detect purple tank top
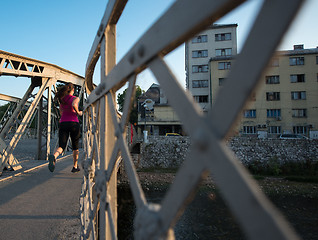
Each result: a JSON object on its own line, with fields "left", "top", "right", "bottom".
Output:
{"left": 60, "top": 95, "right": 79, "bottom": 123}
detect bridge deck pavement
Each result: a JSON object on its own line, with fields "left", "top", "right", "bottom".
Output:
{"left": 0, "top": 154, "right": 83, "bottom": 239}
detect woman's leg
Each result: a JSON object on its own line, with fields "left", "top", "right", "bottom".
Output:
{"left": 70, "top": 122, "right": 81, "bottom": 171}
{"left": 49, "top": 147, "right": 63, "bottom": 173}
{"left": 54, "top": 147, "right": 64, "bottom": 159}
{"left": 73, "top": 149, "right": 79, "bottom": 168}
{"left": 49, "top": 123, "right": 68, "bottom": 172}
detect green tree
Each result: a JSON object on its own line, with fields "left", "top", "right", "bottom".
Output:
{"left": 117, "top": 85, "right": 144, "bottom": 124}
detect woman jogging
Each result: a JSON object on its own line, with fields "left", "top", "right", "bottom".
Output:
{"left": 48, "top": 83, "right": 82, "bottom": 173}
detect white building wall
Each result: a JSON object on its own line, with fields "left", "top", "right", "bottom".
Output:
{"left": 185, "top": 24, "right": 238, "bottom": 112}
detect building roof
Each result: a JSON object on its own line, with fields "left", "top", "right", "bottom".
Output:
{"left": 277, "top": 47, "right": 318, "bottom": 56}
{"left": 209, "top": 46, "right": 318, "bottom": 62}
{"left": 208, "top": 23, "right": 238, "bottom": 29}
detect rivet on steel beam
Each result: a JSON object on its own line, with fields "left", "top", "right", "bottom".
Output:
{"left": 137, "top": 45, "right": 145, "bottom": 57}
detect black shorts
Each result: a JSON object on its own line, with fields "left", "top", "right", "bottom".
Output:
{"left": 59, "top": 121, "right": 81, "bottom": 151}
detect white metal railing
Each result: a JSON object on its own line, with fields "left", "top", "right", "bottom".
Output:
{"left": 80, "top": 0, "right": 305, "bottom": 239}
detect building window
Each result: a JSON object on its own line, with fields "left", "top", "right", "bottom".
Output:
{"left": 293, "top": 126, "right": 308, "bottom": 134}
{"left": 192, "top": 50, "right": 208, "bottom": 58}
{"left": 316, "top": 56, "right": 318, "bottom": 64}
{"left": 289, "top": 57, "right": 304, "bottom": 66}
{"left": 192, "top": 65, "right": 208, "bottom": 73}
{"left": 192, "top": 80, "right": 208, "bottom": 88}
{"left": 215, "top": 33, "right": 231, "bottom": 41}
{"left": 291, "top": 91, "right": 306, "bottom": 100}
{"left": 192, "top": 35, "right": 208, "bottom": 43}
{"left": 193, "top": 95, "right": 208, "bottom": 103}
{"left": 219, "top": 78, "right": 226, "bottom": 86}
{"left": 269, "top": 126, "right": 281, "bottom": 134}
{"left": 292, "top": 109, "right": 307, "bottom": 118}
{"left": 267, "top": 109, "right": 281, "bottom": 118}
{"left": 270, "top": 58, "right": 279, "bottom": 67}
{"left": 268, "top": 126, "right": 281, "bottom": 134}
{"left": 218, "top": 62, "right": 231, "bottom": 70}
{"left": 266, "top": 92, "right": 280, "bottom": 101}
{"left": 266, "top": 75, "right": 280, "bottom": 84}
{"left": 215, "top": 48, "right": 232, "bottom": 57}
{"left": 243, "top": 126, "right": 256, "bottom": 134}
{"left": 243, "top": 109, "right": 256, "bottom": 118}
{"left": 290, "top": 74, "right": 305, "bottom": 83}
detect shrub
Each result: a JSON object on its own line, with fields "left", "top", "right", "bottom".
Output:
{"left": 246, "top": 158, "right": 318, "bottom": 177}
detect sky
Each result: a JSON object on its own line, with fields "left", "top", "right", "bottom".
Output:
{"left": 0, "top": 0, "right": 317, "bottom": 103}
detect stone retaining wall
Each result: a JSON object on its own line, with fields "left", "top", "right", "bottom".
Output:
{"left": 137, "top": 136, "right": 318, "bottom": 168}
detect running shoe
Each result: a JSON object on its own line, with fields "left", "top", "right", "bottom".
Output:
{"left": 71, "top": 167, "right": 80, "bottom": 173}
{"left": 48, "top": 155, "right": 56, "bottom": 172}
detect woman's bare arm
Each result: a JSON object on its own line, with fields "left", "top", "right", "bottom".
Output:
{"left": 72, "top": 97, "right": 83, "bottom": 116}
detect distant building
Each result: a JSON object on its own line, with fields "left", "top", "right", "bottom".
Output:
{"left": 185, "top": 24, "right": 238, "bottom": 112}
{"left": 210, "top": 44, "right": 318, "bottom": 139}
{"left": 137, "top": 83, "right": 183, "bottom": 136}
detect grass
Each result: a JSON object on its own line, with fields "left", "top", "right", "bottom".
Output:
{"left": 284, "top": 175, "right": 318, "bottom": 183}
{"left": 247, "top": 158, "right": 318, "bottom": 179}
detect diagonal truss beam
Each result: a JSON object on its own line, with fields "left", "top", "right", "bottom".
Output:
{"left": 81, "top": 0, "right": 306, "bottom": 239}
{"left": 147, "top": 0, "right": 304, "bottom": 239}
{"left": 106, "top": 91, "right": 147, "bottom": 209}
{"left": 149, "top": 54, "right": 300, "bottom": 240}
{"left": 0, "top": 79, "right": 51, "bottom": 172}
{"left": 0, "top": 84, "right": 35, "bottom": 140}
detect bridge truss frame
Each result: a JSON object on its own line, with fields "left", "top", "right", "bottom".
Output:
{"left": 0, "top": 50, "right": 85, "bottom": 174}
{"left": 81, "top": 0, "right": 306, "bottom": 239}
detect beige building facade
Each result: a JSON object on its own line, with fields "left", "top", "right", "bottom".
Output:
{"left": 210, "top": 45, "right": 318, "bottom": 139}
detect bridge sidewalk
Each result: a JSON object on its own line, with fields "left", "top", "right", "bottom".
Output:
{"left": 0, "top": 154, "right": 83, "bottom": 239}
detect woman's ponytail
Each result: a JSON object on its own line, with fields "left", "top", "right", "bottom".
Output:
{"left": 54, "top": 83, "right": 74, "bottom": 104}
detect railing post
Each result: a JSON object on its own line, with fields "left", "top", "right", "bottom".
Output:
{"left": 36, "top": 95, "right": 43, "bottom": 160}
{"left": 46, "top": 83, "right": 52, "bottom": 161}
{"left": 99, "top": 23, "right": 117, "bottom": 239}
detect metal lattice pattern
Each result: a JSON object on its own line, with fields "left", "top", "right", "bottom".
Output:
{"left": 0, "top": 50, "right": 85, "bottom": 173}
{"left": 80, "top": 0, "right": 305, "bottom": 239}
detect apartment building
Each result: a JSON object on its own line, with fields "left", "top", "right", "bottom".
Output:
{"left": 185, "top": 24, "right": 238, "bottom": 112}
{"left": 210, "top": 45, "right": 318, "bottom": 139}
